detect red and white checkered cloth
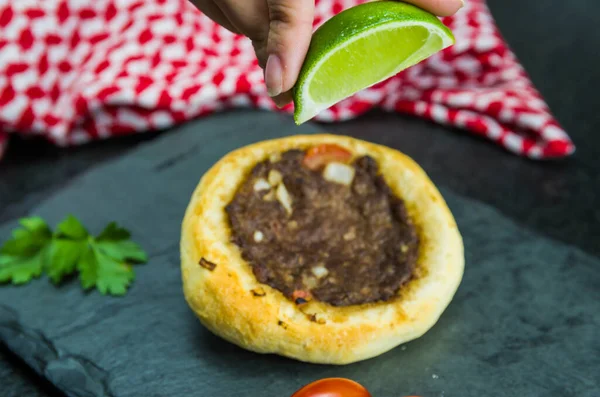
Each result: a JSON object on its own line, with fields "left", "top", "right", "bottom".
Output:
{"left": 0, "top": 0, "right": 575, "bottom": 160}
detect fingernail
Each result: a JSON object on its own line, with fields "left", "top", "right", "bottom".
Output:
{"left": 459, "top": 0, "right": 465, "bottom": 8}
{"left": 265, "top": 54, "right": 283, "bottom": 97}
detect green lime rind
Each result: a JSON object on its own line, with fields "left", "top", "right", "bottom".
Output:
{"left": 293, "top": 1, "right": 455, "bottom": 124}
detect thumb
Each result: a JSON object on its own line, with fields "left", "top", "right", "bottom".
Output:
{"left": 264, "top": 0, "right": 314, "bottom": 99}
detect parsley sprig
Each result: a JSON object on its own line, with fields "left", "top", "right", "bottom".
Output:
{"left": 0, "top": 216, "right": 148, "bottom": 296}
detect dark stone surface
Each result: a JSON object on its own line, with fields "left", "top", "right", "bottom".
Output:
{"left": 0, "top": 0, "right": 598, "bottom": 395}
{"left": 0, "top": 111, "right": 598, "bottom": 397}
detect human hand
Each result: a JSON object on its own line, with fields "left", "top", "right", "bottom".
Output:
{"left": 190, "top": 0, "right": 464, "bottom": 107}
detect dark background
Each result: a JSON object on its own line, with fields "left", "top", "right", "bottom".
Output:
{"left": 1, "top": 0, "right": 598, "bottom": 395}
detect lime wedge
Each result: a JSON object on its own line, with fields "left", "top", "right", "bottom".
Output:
{"left": 292, "top": 1, "right": 455, "bottom": 124}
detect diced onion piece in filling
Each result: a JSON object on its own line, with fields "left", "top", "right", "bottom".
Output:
{"left": 323, "top": 162, "right": 355, "bottom": 186}
{"left": 253, "top": 178, "right": 271, "bottom": 192}
{"left": 268, "top": 170, "right": 283, "bottom": 186}
{"left": 276, "top": 183, "right": 293, "bottom": 214}
{"left": 253, "top": 230, "right": 264, "bottom": 242}
{"left": 311, "top": 265, "right": 329, "bottom": 279}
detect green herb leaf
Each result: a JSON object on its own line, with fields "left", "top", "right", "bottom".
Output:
{"left": 97, "top": 222, "right": 131, "bottom": 241}
{"left": 95, "top": 221, "right": 147, "bottom": 264}
{"left": 55, "top": 215, "right": 89, "bottom": 240}
{"left": 47, "top": 239, "right": 87, "bottom": 284}
{"left": 0, "top": 249, "right": 47, "bottom": 284}
{"left": 78, "top": 246, "right": 135, "bottom": 296}
{"left": 85, "top": 221, "right": 147, "bottom": 295}
{"left": 0, "top": 215, "right": 148, "bottom": 295}
{"left": 0, "top": 217, "right": 52, "bottom": 285}
{"left": 19, "top": 216, "right": 51, "bottom": 232}
{"left": 1, "top": 217, "right": 52, "bottom": 257}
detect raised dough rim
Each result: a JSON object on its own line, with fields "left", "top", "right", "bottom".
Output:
{"left": 180, "top": 134, "right": 464, "bottom": 365}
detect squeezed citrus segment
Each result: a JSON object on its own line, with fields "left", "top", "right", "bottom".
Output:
{"left": 293, "top": 1, "right": 455, "bottom": 125}
{"left": 308, "top": 23, "right": 433, "bottom": 104}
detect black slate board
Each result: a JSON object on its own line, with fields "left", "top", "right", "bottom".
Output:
{"left": 1, "top": 111, "right": 598, "bottom": 397}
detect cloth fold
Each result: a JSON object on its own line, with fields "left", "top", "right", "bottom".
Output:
{"left": 0, "top": 0, "right": 574, "bottom": 160}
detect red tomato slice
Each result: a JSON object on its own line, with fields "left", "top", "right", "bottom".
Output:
{"left": 290, "top": 378, "right": 372, "bottom": 397}
{"left": 302, "top": 144, "right": 353, "bottom": 170}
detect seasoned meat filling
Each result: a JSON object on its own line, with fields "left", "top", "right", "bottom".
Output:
{"left": 225, "top": 147, "right": 419, "bottom": 307}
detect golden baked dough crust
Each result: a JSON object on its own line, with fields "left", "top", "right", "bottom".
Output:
{"left": 180, "top": 134, "right": 464, "bottom": 365}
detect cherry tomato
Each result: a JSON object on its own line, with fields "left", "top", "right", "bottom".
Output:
{"left": 290, "top": 378, "right": 372, "bottom": 397}
{"left": 303, "top": 144, "right": 353, "bottom": 170}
